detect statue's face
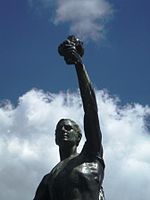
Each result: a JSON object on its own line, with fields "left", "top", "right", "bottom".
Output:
{"left": 55, "top": 119, "right": 80, "bottom": 147}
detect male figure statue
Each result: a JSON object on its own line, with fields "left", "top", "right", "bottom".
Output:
{"left": 33, "top": 36, "right": 105, "bottom": 200}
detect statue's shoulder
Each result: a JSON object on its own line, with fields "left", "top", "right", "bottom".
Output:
{"left": 50, "top": 155, "right": 80, "bottom": 176}
{"left": 49, "top": 159, "right": 68, "bottom": 176}
{"left": 80, "top": 142, "right": 105, "bottom": 168}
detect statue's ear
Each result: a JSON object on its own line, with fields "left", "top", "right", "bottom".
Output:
{"left": 55, "top": 132, "right": 59, "bottom": 146}
{"left": 55, "top": 137, "right": 58, "bottom": 145}
{"left": 77, "top": 133, "right": 82, "bottom": 146}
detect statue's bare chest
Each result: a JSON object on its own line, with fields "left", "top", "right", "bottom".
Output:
{"left": 49, "top": 154, "right": 102, "bottom": 199}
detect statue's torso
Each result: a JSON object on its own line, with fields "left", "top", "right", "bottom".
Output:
{"left": 48, "top": 150, "right": 104, "bottom": 200}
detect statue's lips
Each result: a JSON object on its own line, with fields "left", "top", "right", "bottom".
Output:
{"left": 61, "top": 133, "right": 69, "bottom": 140}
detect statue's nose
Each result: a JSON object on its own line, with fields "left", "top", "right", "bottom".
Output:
{"left": 62, "top": 126, "right": 65, "bottom": 131}
{"left": 62, "top": 126, "right": 67, "bottom": 133}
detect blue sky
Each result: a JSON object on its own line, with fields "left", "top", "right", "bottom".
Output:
{"left": 0, "top": 1, "right": 150, "bottom": 200}
{"left": 0, "top": 0, "right": 150, "bottom": 105}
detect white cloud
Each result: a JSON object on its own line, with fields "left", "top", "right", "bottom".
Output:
{"left": 0, "top": 89, "right": 150, "bottom": 200}
{"left": 28, "top": 0, "right": 113, "bottom": 41}
{"left": 54, "top": 0, "right": 112, "bottom": 40}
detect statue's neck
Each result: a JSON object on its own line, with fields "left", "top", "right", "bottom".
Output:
{"left": 59, "top": 145, "right": 77, "bottom": 161}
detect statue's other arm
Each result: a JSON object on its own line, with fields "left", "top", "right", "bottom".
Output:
{"left": 33, "top": 174, "right": 50, "bottom": 200}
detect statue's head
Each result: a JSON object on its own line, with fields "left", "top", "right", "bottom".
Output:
{"left": 55, "top": 119, "right": 82, "bottom": 147}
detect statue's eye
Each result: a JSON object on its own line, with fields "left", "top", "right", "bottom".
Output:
{"left": 64, "top": 125, "right": 72, "bottom": 131}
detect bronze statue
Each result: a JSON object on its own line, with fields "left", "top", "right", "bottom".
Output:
{"left": 33, "top": 36, "right": 105, "bottom": 200}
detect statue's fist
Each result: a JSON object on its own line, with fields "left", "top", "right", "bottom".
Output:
{"left": 58, "top": 35, "right": 84, "bottom": 64}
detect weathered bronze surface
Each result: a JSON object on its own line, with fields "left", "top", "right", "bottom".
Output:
{"left": 33, "top": 36, "right": 105, "bottom": 200}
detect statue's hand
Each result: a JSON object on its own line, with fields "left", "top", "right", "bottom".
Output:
{"left": 58, "top": 35, "right": 84, "bottom": 65}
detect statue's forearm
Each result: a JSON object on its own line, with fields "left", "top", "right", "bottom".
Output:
{"left": 75, "top": 62, "right": 98, "bottom": 113}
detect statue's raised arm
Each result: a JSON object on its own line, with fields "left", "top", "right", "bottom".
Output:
{"left": 58, "top": 35, "right": 103, "bottom": 158}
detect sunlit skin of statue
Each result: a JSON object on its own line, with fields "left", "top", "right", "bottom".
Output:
{"left": 33, "top": 36, "right": 105, "bottom": 200}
